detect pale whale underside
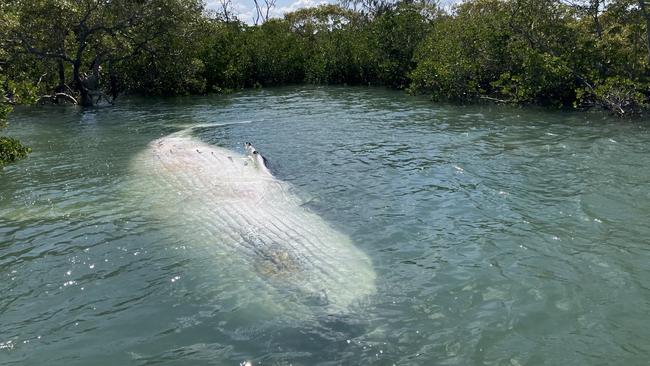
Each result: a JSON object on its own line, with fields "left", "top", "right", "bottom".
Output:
{"left": 131, "top": 135, "right": 376, "bottom": 314}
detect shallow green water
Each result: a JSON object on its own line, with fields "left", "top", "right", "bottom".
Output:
{"left": 1, "top": 87, "right": 649, "bottom": 365}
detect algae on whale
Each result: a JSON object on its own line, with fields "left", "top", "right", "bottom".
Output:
{"left": 129, "top": 134, "right": 376, "bottom": 315}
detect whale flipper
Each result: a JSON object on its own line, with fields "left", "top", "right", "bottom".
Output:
{"left": 245, "top": 142, "right": 272, "bottom": 176}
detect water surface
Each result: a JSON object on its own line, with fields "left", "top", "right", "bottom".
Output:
{"left": 1, "top": 87, "right": 649, "bottom": 365}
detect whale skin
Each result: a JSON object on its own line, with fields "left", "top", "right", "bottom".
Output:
{"left": 130, "top": 135, "right": 376, "bottom": 315}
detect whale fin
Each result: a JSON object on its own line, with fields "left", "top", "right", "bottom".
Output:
{"left": 246, "top": 143, "right": 273, "bottom": 176}
{"left": 244, "top": 142, "right": 256, "bottom": 157}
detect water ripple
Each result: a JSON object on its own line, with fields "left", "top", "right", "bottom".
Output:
{"left": 1, "top": 87, "right": 649, "bottom": 365}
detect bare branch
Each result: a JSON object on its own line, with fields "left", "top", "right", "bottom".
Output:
{"left": 253, "top": 0, "right": 263, "bottom": 25}
{"left": 15, "top": 36, "right": 73, "bottom": 63}
{"left": 37, "top": 93, "right": 78, "bottom": 105}
{"left": 263, "top": 0, "right": 277, "bottom": 22}
{"left": 220, "top": 0, "right": 233, "bottom": 21}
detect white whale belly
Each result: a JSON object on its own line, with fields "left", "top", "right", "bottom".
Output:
{"left": 129, "top": 135, "right": 376, "bottom": 314}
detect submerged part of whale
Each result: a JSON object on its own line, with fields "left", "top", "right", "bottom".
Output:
{"left": 130, "top": 135, "right": 376, "bottom": 315}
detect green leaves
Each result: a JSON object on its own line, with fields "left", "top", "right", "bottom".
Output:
{"left": 3, "top": 0, "right": 650, "bottom": 116}
{"left": 410, "top": 0, "right": 511, "bottom": 101}
{"left": 0, "top": 82, "right": 31, "bottom": 169}
{"left": 0, "top": 104, "right": 10, "bottom": 130}
{"left": 1, "top": 67, "right": 34, "bottom": 168}
{"left": 577, "top": 76, "right": 648, "bottom": 115}
{"left": 0, "top": 136, "right": 31, "bottom": 168}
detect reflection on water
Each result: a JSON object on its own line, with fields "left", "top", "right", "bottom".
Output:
{"left": 1, "top": 87, "right": 649, "bottom": 365}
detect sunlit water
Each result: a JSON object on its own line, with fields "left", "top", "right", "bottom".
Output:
{"left": 1, "top": 87, "right": 649, "bottom": 365}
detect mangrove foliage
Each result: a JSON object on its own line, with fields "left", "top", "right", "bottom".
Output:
{"left": 1, "top": 0, "right": 650, "bottom": 166}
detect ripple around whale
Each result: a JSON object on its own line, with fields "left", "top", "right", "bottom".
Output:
{"left": 5, "top": 88, "right": 650, "bottom": 365}
{"left": 128, "top": 134, "right": 376, "bottom": 317}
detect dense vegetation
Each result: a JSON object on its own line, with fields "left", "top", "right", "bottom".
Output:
{"left": 1, "top": 0, "right": 650, "bottom": 165}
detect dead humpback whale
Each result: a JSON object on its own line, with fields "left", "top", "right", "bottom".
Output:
{"left": 130, "top": 135, "right": 376, "bottom": 315}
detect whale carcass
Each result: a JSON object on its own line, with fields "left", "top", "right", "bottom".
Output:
{"left": 130, "top": 134, "right": 376, "bottom": 315}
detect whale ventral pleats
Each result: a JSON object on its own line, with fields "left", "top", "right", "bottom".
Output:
{"left": 134, "top": 135, "right": 376, "bottom": 314}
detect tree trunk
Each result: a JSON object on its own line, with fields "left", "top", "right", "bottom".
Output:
{"left": 73, "top": 62, "right": 93, "bottom": 107}
{"left": 55, "top": 60, "right": 66, "bottom": 93}
{"left": 646, "top": 15, "right": 650, "bottom": 67}
{"left": 108, "top": 61, "right": 119, "bottom": 102}
{"left": 590, "top": 0, "right": 602, "bottom": 39}
{"left": 639, "top": 0, "right": 650, "bottom": 69}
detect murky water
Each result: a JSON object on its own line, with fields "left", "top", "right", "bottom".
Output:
{"left": 1, "top": 87, "right": 649, "bottom": 365}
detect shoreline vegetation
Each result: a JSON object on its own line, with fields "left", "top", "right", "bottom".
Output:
{"left": 1, "top": 0, "right": 650, "bottom": 165}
